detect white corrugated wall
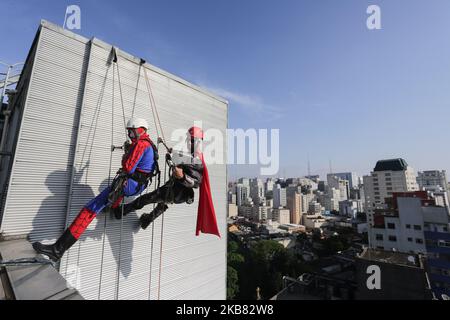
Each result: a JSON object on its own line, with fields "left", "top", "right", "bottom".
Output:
{"left": 0, "top": 20, "right": 227, "bottom": 300}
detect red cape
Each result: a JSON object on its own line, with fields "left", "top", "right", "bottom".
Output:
{"left": 195, "top": 154, "right": 221, "bottom": 238}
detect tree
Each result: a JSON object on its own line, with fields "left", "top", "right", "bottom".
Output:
{"left": 227, "top": 266, "right": 239, "bottom": 300}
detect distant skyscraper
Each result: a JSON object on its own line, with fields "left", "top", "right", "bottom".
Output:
{"left": 327, "top": 174, "right": 349, "bottom": 201}
{"left": 250, "top": 178, "right": 265, "bottom": 205}
{"left": 236, "top": 184, "right": 250, "bottom": 206}
{"left": 265, "top": 178, "right": 275, "bottom": 193}
{"left": 333, "top": 172, "right": 359, "bottom": 189}
{"left": 273, "top": 184, "right": 287, "bottom": 208}
{"left": 287, "top": 193, "right": 302, "bottom": 224}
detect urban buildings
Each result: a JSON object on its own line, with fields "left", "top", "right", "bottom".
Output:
{"left": 363, "top": 158, "right": 419, "bottom": 236}
{"left": 369, "top": 191, "right": 448, "bottom": 253}
{"left": 229, "top": 160, "right": 449, "bottom": 300}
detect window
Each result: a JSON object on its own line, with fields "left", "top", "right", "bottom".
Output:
{"left": 438, "top": 240, "right": 450, "bottom": 248}
{"left": 387, "top": 223, "right": 395, "bottom": 229}
{"left": 414, "top": 225, "right": 422, "bottom": 231}
{"left": 444, "top": 227, "right": 448, "bottom": 232}
{"left": 416, "top": 239, "right": 424, "bottom": 244}
{"left": 385, "top": 173, "right": 391, "bottom": 177}
{"left": 386, "top": 182, "right": 392, "bottom": 186}
{"left": 407, "top": 238, "right": 413, "bottom": 242}
{"left": 376, "top": 234, "right": 383, "bottom": 241}
{"left": 387, "top": 187, "right": 392, "bottom": 191}
{"left": 386, "top": 178, "right": 392, "bottom": 182}
{"left": 406, "top": 224, "right": 411, "bottom": 229}
{"left": 376, "top": 246, "right": 384, "bottom": 250}
{"left": 388, "top": 235, "right": 397, "bottom": 242}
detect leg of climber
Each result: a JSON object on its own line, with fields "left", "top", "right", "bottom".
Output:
{"left": 139, "top": 184, "right": 188, "bottom": 230}
{"left": 32, "top": 186, "right": 112, "bottom": 262}
{"left": 139, "top": 203, "right": 169, "bottom": 230}
{"left": 112, "top": 182, "right": 171, "bottom": 219}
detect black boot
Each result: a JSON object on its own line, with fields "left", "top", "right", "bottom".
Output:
{"left": 32, "top": 229, "right": 77, "bottom": 262}
{"left": 112, "top": 202, "right": 135, "bottom": 220}
{"left": 140, "top": 203, "right": 169, "bottom": 230}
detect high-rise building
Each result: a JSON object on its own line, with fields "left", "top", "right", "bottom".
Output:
{"left": 339, "top": 200, "right": 363, "bottom": 218}
{"left": 255, "top": 206, "right": 272, "bottom": 222}
{"left": 301, "top": 193, "right": 315, "bottom": 214}
{"left": 363, "top": 158, "right": 419, "bottom": 228}
{"left": 327, "top": 174, "right": 349, "bottom": 201}
{"left": 236, "top": 184, "right": 250, "bottom": 206}
{"left": 417, "top": 170, "right": 449, "bottom": 207}
{"left": 319, "top": 188, "right": 340, "bottom": 212}
{"left": 333, "top": 172, "right": 359, "bottom": 189}
{"left": 287, "top": 193, "right": 302, "bottom": 225}
{"left": 273, "top": 184, "right": 287, "bottom": 208}
{"left": 308, "top": 201, "right": 323, "bottom": 215}
{"left": 238, "top": 178, "right": 250, "bottom": 186}
{"left": 417, "top": 170, "right": 448, "bottom": 192}
{"left": 228, "top": 191, "right": 236, "bottom": 204}
{"left": 265, "top": 178, "right": 275, "bottom": 193}
{"left": 250, "top": 178, "right": 265, "bottom": 205}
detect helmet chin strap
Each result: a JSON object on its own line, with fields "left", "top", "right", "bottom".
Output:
{"left": 128, "top": 128, "right": 145, "bottom": 141}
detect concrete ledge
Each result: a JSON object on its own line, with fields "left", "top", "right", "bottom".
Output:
{"left": 0, "top": 239, "right": 84, "bottom": 300}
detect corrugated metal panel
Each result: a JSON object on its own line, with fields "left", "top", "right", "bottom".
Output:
{"left": 0, "top": 22, "right": 91, "bottom": 241}
{"left": 1, "top": 20, "right": 227, "bottom": 300}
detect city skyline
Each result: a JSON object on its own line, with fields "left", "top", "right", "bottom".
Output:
{"left": 228, "top": 157, "right": 449, "bottom": 182}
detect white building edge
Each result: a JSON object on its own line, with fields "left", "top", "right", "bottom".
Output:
{"left": 0, "top": 20, "right": 228, "bottom": 300}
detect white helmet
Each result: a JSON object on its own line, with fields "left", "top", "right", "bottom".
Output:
{"left": 126, "top": 117, "right": 149, "bottom": 130}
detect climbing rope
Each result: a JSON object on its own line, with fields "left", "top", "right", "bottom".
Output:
{"left": 141, "top": 63, "right": 170, "bottom": 300}
{"left": 98, "top": 52, "right": 117, "bottom": 300}
{"left": 113, "top": 48, "right": 130, "bottom": 300}
{"left": 131, "top": 62, "right": 143, "bottom": 118}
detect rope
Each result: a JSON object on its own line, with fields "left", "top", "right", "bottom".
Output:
{"left": 112, "top": 48, "right": 130, "bottom": 300}
{"left": 143, "top": 66, "right": 165, "bottom": 142}
{"left": 157, "top": 157, "right": 169, "bottom": 300}
{"left": 147, "top": 188, "right": 156, "bottom": 300}
{"left": 114, "top": 56, "right": 128, "bottom": 139}
{"left": 142, "top": 62, "right": 169, "bottom": 300}
{"left": 98, "top": 54, "right": 116, "bottom": 300}
{"left": 131, "top": 63, "right": 143, "bottom": 118}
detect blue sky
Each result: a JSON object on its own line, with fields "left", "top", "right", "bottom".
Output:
{"left": 2, "top": 0, "right": 450, "bottom": 180}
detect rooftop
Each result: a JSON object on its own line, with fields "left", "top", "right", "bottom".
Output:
{"left": 358, "top": 248, "right": 422, "bottom": 268}
{"left": 374, "top": 158, "right": 408, "bottom": 172}
{"left": 0, "top": 239, "right": 84, "bottom": 300}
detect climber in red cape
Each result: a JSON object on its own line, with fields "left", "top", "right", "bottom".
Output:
{"left": 195, "top": 149, "right": 220, "bottom": 237}
{"left": 112, "top": 127, "right": 221, "bottom": 238}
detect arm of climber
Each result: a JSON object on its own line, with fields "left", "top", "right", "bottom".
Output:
{"left": 122, "top": 140, "right": 153, "bottom": 174}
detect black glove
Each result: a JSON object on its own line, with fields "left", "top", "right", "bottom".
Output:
{"left": 123, "top": 140, "right": 131, "bottom": 154}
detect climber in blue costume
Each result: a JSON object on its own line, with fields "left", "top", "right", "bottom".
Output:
{"left": 32, "top": 117, "right": 157, "bottom": 262}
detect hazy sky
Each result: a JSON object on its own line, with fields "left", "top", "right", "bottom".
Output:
{"left": 2, "top": 0, "right": 450, "bottom": 180}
